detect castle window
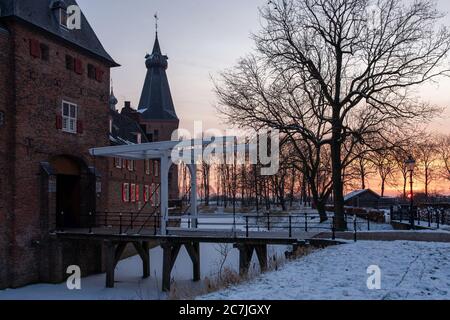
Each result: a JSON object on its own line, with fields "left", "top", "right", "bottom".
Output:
{"left": 122, "top": 183, "right": 130, "bottom": 202}
{"left": 145, "top": 159, "right": 151, "bottom": 175}
{"left": 114, "top": 158, "right": 123, "bottom": 169}
{"left": 151, "top": 184, "right": 159, "bottom": 207}
{"left": 144, "top": 185, "right": 150, "bottom": 203}
{"left": 59, "top": 8, "right": 68, "bottom": 28}
{"left": 88, "top": 64, "right": 96, "bottom": 79}
{"left": 154, "top": 130, "right": 159, "bottom": 141}
{"left": 127, "top": 160, "right": 135, "bottom": 172}
{"left": 154, "top": 161, "right": 159, "bottom": 177}
{"left": 130, "top": 184, "right": 137, "bottom": 202}
{"left": 0, "top": 111, "right": 4, "bottom": 128}
{"left": 40, "top": 43, "right": 49, "bottom": 61}
{"left": 62, "top": 101, "right": 77, "bottom": 134}
{"left": 65, "top": 55, "right": 74, "bottom": 71}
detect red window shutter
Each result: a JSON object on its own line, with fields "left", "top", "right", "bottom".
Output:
{"left": 95, "top": 68, "right": 104, "bottom": 82}
{"left": 56, "top": 115, "right": 62, "bottom": 130}
{"left": 136, "top": 185, "right": 140, "bottom": 202}
{"left": 29, "top": 39, "right": 41, "bottom": 58}
{"left": 74, "top": 58, "right": 83, "bottom": 75}
{"left": 76, "top": 120, "right": 84, "bottom": 134}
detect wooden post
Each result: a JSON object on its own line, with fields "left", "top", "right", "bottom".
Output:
{"left": 161, "top": 243, "right": 181, "bottom": 292}
{"left": 160, "top": 154, "right": 170, "bottom": 235}
{"left": 105, "top": 241, "right": 116, "bottom": 288}
{"left": 133, "top": 242, "right": 150, "bottom": 279}
{"left": 234, "top": 244, "right": 254, "bottom": 276}
{"left": 254, "top": 245, "right": 268, "bottom": 272}
{"left": 188, "top": 164, "right": 198, "bottom": 228}
{"left": 185, "top": 242, "right": 201, "bottom": 282}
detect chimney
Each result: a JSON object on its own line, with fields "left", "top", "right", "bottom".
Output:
{"left": 121, "top": 101, "right": 141, "bottom": 123}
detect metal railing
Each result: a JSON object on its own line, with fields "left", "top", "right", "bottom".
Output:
{"left": 56, "top": 210, "right": 162, "bottom": 235}
{"left": 391, "top": 204, "right": 450, "bottom": 228}
{"left": 166, "top": 212, "right": 381, "bottom": 241}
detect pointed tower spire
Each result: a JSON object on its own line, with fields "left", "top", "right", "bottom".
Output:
{"left": 138, "top": 18, "right": 178, "bottom": 120}
{"left": 109, "top": 78, "right": 118, "bottom": 111}
{"left": 152, "top": 13, "right": 161, "bottom": 54}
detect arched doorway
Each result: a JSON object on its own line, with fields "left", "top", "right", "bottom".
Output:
{"left": 51, "top": 156, "right": 92, "bottom": 228}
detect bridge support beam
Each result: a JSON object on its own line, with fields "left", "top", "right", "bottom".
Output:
{"left": 234, "top": 244, "right": 268, "bottom": 276}
{"left": 105, "top": 241, "right": 152, "bottom": 288}
{"left": 185, "top": 242, "right": 201, "bottom": 281}
{"left": 133, "top": 242, "right": 150, "bottom": 279}
{"left": 187, "top": 164, "right": 198, "bottom": 228}
{"left": 105, "top": 241, "right": 127, "bottom": 288}
{"left": 162, "top": 243, "right": 182, "bottom": 292}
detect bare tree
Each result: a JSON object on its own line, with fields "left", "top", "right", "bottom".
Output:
{"left": 416, "top": 136, "right": 439, "bottom": 198}
{"left": 437, "top": 134, "right": 450, "bottom": 182}
{"left": 248, "top": 0, "right": 448, "bottom": 229}
{"left": 369, "top": 144, "right": 397, "bottom": 197}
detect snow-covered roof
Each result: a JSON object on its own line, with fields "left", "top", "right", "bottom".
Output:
{"left": 344, "top": 189, "right": 380, "bottom": 202}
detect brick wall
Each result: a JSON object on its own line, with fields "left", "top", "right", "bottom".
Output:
{"left": 107, "top": 158, "right": 160, "bottom": 215}
{"left": 1, "top": 21, "right": 111, "bottom": 288}
{"left": 140, "top": 119, "right": 180, "bottom": 200}
{"left": 0, "top": 24, "right": 13, "bottom": 290}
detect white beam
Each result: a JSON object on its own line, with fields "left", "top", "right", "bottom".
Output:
{"left": 160, "top": 153, "right": 171, "bottom": 235}
{"left": 187, "top": 164, "right": 198, "bottom": 229}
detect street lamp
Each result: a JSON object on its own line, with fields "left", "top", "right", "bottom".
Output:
{"left": 405, "top": 156, "right": 416, "bottom": 229}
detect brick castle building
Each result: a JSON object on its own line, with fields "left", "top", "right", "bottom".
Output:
{"left": 0, "top": 0, "right": 179, "bottom": 289}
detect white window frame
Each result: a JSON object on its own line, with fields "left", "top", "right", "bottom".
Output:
{"left": 114, "top": 158, "right": 123, "bottom": 169}
{"left": 130, "top": 183, "right": 137, "bottom": 203}
{"left": 127, "top": 159, "right": 134, "bottom": 172}
{"left": 62, "top": 100, "right": 78, "bottom": 134}
{"left": 145, "top": 159, "right": 151, "bottom": 175}
{"left": 59, "top": 8, "right": 69, "bottom": 29}
{"left": 144, "top": 185, "right": 150, "bottom": 203}
{"left": 123, "top": 183, "right": 130, "bottom": 203}
{"left": 154, "top": 161, "right": 159, "bottom": 177}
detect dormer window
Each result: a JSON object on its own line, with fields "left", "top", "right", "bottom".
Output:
{"left": 51, "top": 1, "right": 68, "bottom": 29}
{"left": 59, "top": 8, "right": 68, "bottom": 28}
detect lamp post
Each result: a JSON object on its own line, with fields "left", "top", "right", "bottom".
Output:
{"left": 405, "top": 156, "right": 416, "bottom": 229}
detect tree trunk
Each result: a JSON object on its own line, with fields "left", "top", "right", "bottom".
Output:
{"left": 360, "top": 162, "right": 366, "bottom": 190}
{"left": 311, "top": 190, "right": 328, "bottom": 222}
{"left": 331, "top": 124, "right": 346, "bottom": 231}
{"left": 315, "top": 201, "right": 328, "bottom": 223}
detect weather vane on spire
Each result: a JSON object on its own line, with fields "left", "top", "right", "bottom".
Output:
{"left": 154, "top": 13, "right": 159, "bottom": 34}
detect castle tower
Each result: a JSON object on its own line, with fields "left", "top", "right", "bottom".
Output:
{"left": 138, "top": 31, "right": 179, "bottom": 142}
{"left": 138, "top": 27, "right": 179, "bottom": 199}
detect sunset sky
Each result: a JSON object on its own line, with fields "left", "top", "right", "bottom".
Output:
{"left": 77, "top": 0, "right": 450, "bottom": 196}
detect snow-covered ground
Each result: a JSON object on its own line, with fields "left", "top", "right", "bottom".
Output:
{"left": 0, "top": 241, "right": 290, "bottom": 300}
{"left": 201, "top": 241, "right": 450, "bottom": 300}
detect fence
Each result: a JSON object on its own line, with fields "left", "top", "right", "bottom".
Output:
{"left": 390, "top": 203, "right": 450, "bottom": 228}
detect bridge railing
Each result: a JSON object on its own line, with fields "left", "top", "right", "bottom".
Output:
{"left": 167, "top": 211, "right": 382, "bottom": 240}
{"left": 55, "top": 210, "right": 162, "bottom": 235}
